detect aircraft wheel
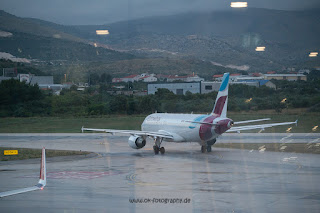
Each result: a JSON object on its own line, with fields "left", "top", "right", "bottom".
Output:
{"left": 207, "top": 139, "right": 216, "bottom": 146}
{"left": 160, "top": 147, "right": 165, "bottom": 154}
{"left": 153, "top": 145, "right": 159, "bottom": 155}
{"left": 201, "top": 146, "right": 206, "bottom": 153}
{"left": 207, "top": 145, "right": 212, "bottom": 152}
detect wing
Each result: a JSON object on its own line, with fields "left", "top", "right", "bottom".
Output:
{"left": 233, "top": 118, "right": 271, "bottom": 125}
{"left": 183, "top": 120, "right": 216, "bottom": 126}
{"left": 81, "top": 127, "right": 174, "bottom": 140}
{"left": 0, "top": 186, "right": 41, "bottom": 198}
{"left": 227, "top": 120, "right": 298, "bottom": 133}
{"left": 0, "top": 147, "right": 46, "bottom": 198}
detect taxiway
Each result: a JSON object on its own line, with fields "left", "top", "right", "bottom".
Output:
{"left": 0, "top": 133, "right": 319, "bottom": 212}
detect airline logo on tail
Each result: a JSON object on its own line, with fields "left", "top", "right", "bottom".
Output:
{"left": 212, "top": 73, "right": 229, "bottom": 117}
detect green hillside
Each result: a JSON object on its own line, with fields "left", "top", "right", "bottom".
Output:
{"left": 0, "top": 32, "right": 135, "bottom": 62}
{"left": 0, "top": 10, "right": 84, "bottom": 43}
{"left": 0, "top": 10, "right": 136, "bottom": 62}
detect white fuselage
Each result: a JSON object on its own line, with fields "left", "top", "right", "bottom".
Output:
{"left": 141, "top": 113, "right": 225, "bottom": 143}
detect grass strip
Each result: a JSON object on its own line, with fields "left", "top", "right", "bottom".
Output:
{"left": 0, "top": 147, "right": 91, "bottom": 161}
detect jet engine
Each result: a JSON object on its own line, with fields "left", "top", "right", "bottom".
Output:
{"left": 128, "top": 135, "right": 146, "bottom": 149}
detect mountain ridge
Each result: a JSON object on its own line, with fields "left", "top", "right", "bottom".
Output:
{"left": 51, "top": 8, "right": 319, "bottom": 70}
{"left": 1, "top": 9, "right": 319, "bottom": 76}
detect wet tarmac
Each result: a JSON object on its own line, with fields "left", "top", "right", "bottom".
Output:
{"left": 0, "top": 133, "right": 319, "bottom": 212}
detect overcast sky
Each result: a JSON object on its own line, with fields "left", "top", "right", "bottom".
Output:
{"left": 2, "top": 0, "right": 320, "bottom": 25}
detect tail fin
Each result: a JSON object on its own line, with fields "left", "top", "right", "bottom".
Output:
{"left": 212, "top": 73, "right": 229, "bottom": 117}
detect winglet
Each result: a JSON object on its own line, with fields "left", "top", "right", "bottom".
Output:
{"left": 81, "top": 126, "right": 84, "bottom": 133}
{"left": 295, "top": 120, "right": 298, "bottom": 127}
{"left": 37, "top": 147, "right": 46, "bottom": 188}
{"left": 0, "top": 147, "right": 47, "bottom": 198}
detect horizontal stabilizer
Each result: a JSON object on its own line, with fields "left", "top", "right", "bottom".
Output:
{"left": 234, "top": 118, "right": 271, "bottom": 125}
{"left": 227, "top": 120, "right": 298, "bottom": 132}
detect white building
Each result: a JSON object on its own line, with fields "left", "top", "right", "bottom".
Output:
{"left": 264, "top": 74, "right": 307, "bottom": 81}
{"left": 186, "top": 75, "right": 204, "bottom": 82}
{"left": 112, "top": 73, "right": 158, "bottom": 83}
{"left": 148, "top": 82, "right": 201, "bottom": 95}
{"left": 166, "top": 74, "right": 204, "bottom": 82}
{"left": 141, "top": 76, "right": 158, "bottom": 82}
{"left": 121, "top": 74, "right": 141, "bottom": 82}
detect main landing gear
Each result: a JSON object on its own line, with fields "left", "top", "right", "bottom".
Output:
{"left": 201, "top": 139, "right": 216, "bottom": 153}
{"left": 153, "top": 137, "right": 165, "bottom": 154}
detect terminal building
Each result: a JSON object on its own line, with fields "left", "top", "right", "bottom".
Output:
{"left": 148, "top": 80, "right": 276, "bottom": 95}
{"left": 0, "top": 72, "right": 69, "bottom": 95}
{"left": 148, "top": 82, "right": 201, "bottom": 95}
{"left": 263, "top": 74, "right": 307, "bottom": 81}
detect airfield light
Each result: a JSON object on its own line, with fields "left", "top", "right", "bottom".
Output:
{"left": 280, "top": 145, "right": 287, "bottom": 151}
{"left": 309, "top": 52, "right": 318, "bottom": 57}
{"left": 245, "top": 98, "right": 252, "bottom": 103}
{"left": 312, "top": 126, "right": 318, "bottom": 131}
{"left": 230, "top": 2, "right": 248, "bottom": 8}
{"left": 255, "top": 47, "right": 266, "bottom": 52}
{"left": 258, "top": 145, "right": 266, "bottom": 153}
{"left": 96, "top": 30, "right": 109, "bottom": 35}
{"left": 93, "top": 43, "right": 97, "bottom": 47}
{"left": 281, "top": 98, "right": 287, "bottom": 103}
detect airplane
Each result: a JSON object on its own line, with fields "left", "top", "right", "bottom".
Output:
{"left": 82, "top": 73, "right": 297, "bottom": 154}
{"left": 0, "top": 147, "right": 46, "bottom": 198}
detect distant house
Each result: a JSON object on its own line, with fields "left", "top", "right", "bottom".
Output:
{"left": 186, "top": 74, "right": 204, "bottom": 82}
{"left": 213, "top": 73, "right": 243, "bottom": 81}
{"left": 112, "top": 78, "right": 123, "bottom": 83}
{"left": 212, "top": 74, "right": 223, "bottom": 80}
{"left": 166, "top": 74, "right": 204, "bottom": 82}
{"left": 251, "top": 73, "right": 263, "bottom": 77}
{"left": 121, "top": 74, "right": 141, "bottom": 82}
{"left": 141, "top": 76, "right": 157, "bottom": 82}
{"left": 112, "top": 73, "right": 158, "bottom": 83}
{"left": 166, "top": 75, "right": 188, "bottom": 82}
{"left": 267, "top": 71, "right": 276, "bottom": 74}
{"left": 298, "top": 69, "right": 310, "bottom": 74}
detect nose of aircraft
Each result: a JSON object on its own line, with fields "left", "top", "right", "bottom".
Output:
{"left": 215, "top": 118, "right": 234, "bottom": 135}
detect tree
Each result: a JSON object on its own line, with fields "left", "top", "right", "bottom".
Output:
{"left": 100, "top": 73, "right": 112, "bottom": 83}
{"left": 0, "top": 79, "right": 46, "bottom": 117}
